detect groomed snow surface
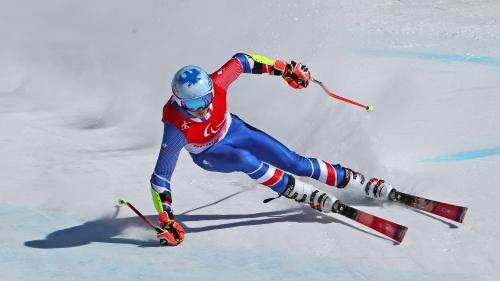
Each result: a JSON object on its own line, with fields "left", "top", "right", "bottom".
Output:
{"left": 1, "top": 1, "right": 500, "bottom": 280}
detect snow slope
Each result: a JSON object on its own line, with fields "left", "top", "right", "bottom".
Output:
{"left": 1, "top": 1, "right": 500, "bottom": 280}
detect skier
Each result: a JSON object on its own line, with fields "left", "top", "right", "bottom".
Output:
{"left": 150, "top": 53, "right": 393, "bottom": 246}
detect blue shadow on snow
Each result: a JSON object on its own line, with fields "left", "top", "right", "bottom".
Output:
{"left": 24, "top": 208, "right": 372, "bottom": 249}
{"left": 24, "top": 197, "right": 398, "bottom": 249}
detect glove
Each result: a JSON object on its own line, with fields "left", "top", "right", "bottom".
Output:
{"left": 157, "top": 210, "right": 185, "bottom": 246}
{"left": 281, "top": 61, "right": 311, "bottom": 89}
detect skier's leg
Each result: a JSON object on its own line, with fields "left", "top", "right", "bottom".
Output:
{"left": 245, "top": 160, "right": 338, "bottom": 213}
{"left": 228, "top": 115, "right": 393, "bottom": 200}
{"left": 191, "top": 143, "right": 289, "bottom": 193}
{"left": 227, "top": 115, "right": 345, "bottom": 186}
{"left": 191, "top": 143, "right": 337, "bottom": 212}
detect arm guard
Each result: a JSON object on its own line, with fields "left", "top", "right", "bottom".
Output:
{"left": 151, "top": 187, "right": 173, "bottom": 214}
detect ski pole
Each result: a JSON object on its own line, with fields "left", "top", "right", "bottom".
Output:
{"left": 311, "top": 77, "right": 374, "bottom": 112}
{"left": 117, "top": 197, "right": 163, "bottom": 234}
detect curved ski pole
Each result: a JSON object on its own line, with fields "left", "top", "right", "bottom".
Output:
{"left": 311, "top": 77, "right": 374, "bottom": 112}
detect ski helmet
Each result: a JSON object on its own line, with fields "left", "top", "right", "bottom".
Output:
{"left": 171, "top": 65, "right": 214, "bottom": 111}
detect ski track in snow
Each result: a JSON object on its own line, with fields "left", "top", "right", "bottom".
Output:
{"left": 421, "top": 147, "right": 500, "bottom": 162}
{"left": 1, "top": 1, "right": 500, "bottom": 280}
{"left": 354, "top": 48, "right": 500, "bottom": 67}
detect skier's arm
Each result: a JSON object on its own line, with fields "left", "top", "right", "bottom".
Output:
{"left": 150, "top": 122, "right": 187, "bottom": 217}
{"left": 211, "top": 53, "right": 311, "bottom": 90}
{"left": 234, "top": 53, "right": 312, "bottom": 89}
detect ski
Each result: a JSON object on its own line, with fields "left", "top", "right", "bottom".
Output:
{"left": 332, "top": 200, "right": 408, "bottom": 243}
{"left": 388, "top": 189, "right": 467, "bottom": 223}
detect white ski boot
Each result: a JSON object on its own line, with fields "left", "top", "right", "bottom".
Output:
{"left": 282, "top": 176, "right": 336, "bottom": 213}
{"left": 337, "top": 168, "right": 394, "bottom": 200}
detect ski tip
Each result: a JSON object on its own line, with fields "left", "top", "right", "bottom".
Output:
{"left": 394, "top": 225, "right": 408, "bottom": 244}
{"left": 117, "top": 197, "right": 128, "bottom": 206}
{"left": 457, "top": 207, "right": 468, "bottom": 223}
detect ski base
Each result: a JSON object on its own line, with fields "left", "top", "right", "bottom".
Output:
{"left": 332, "top": 200, "right": 408, "bottom": 243}
{"left": 389, "top": 190, "right": 467, "bottom": 223}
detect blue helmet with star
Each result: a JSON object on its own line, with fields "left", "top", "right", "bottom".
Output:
{"left": 171, "top": 65, "right": 213, "bottom": 101}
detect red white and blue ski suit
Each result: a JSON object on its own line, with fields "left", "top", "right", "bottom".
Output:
{"left": 151, "top": 53, "right": 345, "bottom": 212}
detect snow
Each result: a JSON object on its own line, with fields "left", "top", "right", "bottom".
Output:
{"left": 1, "top": 0, "right": 500, "bottom": 280}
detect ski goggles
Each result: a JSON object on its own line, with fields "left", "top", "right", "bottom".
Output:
{"left": 177, "top": 91, "right": 214, "bottom": 112}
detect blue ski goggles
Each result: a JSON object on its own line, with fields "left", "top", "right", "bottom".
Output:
{"left": 178, "top": 91, "right": 214, "bottom": 112}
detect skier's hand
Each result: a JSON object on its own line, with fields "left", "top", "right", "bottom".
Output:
{"left": 157, "top": 211, "right": 185, "bottom": 246}
{"left": 282, "top": 61, "right": 311, "bottom": 89}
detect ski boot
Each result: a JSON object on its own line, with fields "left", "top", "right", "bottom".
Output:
{"left": 337, "top": 167, "right": 394, "bottom": 200}
{"left": 281, "top": 175, "right": 336, "bottom": 213}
